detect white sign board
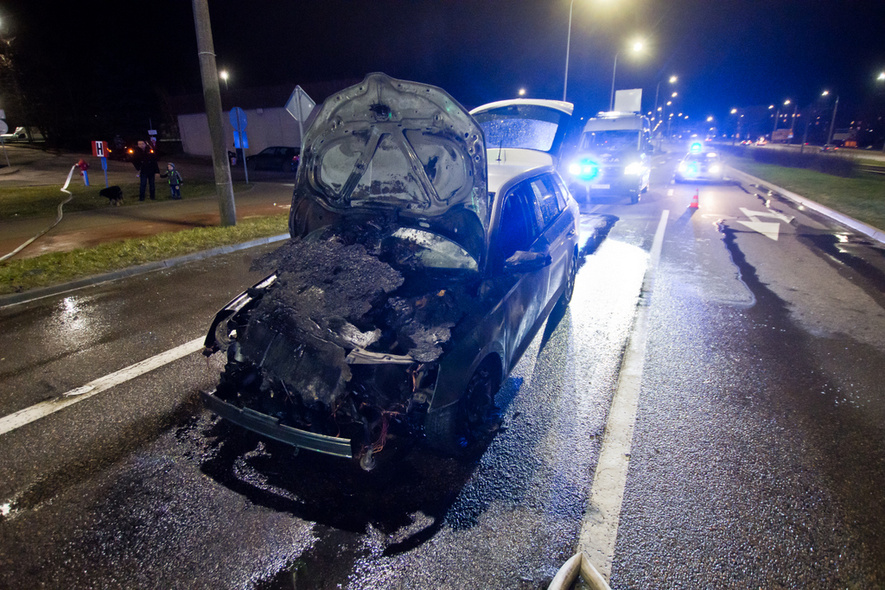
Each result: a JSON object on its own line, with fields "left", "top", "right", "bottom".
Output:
{"left": 286, "top": 85, "right": 316, "bottom": 149}
{"left": 614, "top": 88, "right": 643, "bottom": 113}
{"left": 286, "top": 86, "right": 316, "bottom": 122}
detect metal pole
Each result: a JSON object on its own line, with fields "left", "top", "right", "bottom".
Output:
{"left": 827, "top": 96, "right": 839, "bottom": 147}
{"left": 563, "top": 0, "right": 574, "bottom": 102}
{"left": 191, "top": 0, "right": 236, "bottom": 226}
{"left": 609, "top": 52, "right": 619, "bottom": 111}
{"left": 652, "top": 82, "right": 660, "bottom": 130}
{"left": 800, "top": 107, "right": 810, "bottom": 153}
{"left": 771, "top": 108, "right": 780, "bottom": 139}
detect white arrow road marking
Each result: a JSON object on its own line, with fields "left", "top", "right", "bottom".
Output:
{"left": 739, "top": 207, "right": 794, "bottom": 223}
{"left": 734, "top": 207, "right": 794, "bottom": 241}
{"left": 736, "top": 219, "right": 782, "bottom": 241}
{"left": 0, "top": 337, "right": 206, "bottom": 437}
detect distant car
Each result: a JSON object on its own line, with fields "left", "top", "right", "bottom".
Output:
{"left": 245, "top": 146, "right": 300, "bottom": 172}
{"left": 755, "top": 137, "right": 768, "bottom": 146}
{"left": 201, "top": 74, "right": 580, "bottom": 471}
{"left": 675, "top": 151, "right": 724, "bottom": 183}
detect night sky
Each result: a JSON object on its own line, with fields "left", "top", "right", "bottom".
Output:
{"left": 2, "top": 0, "right": 884, "bottom": 134}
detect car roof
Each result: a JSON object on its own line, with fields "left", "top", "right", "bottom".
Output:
{"left": 470, "top": 98, "right": 574, "bottom": 117}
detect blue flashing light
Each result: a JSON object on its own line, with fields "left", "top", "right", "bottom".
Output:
{"left": 689, "top": 142, "right": 703, "bottom": 153}
{"left": 569, "top": 158, "right": 599, "bottom": 181}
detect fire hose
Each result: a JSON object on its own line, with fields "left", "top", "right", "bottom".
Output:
{"left": 0, "top": 164, "right": 78, "bottom": 262}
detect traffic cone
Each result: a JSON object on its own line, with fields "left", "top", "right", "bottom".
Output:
{"left": 689, "top": 189, "right": 699, "bottom": 209}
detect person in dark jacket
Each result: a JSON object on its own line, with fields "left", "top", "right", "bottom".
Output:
{"left": 132, "top": 140, "right": 160, "bottom": 200}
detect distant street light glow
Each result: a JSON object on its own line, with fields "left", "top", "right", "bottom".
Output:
{"left": 610, "top": 36, "right": 647, "bottom": 110}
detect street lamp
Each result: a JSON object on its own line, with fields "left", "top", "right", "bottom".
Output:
{"left": 610, "top": 38, "right": 644, "bottom": 111}
{"left": 771, "top": 99, "right": 790, "bottom": 140}
{"left": 563, "top": 0, "right": 575, "bottom": 101}
{"left": 219, "top": 69, "right": 230, "bottom": 90}
{"left": 877, "top": 74, "right": 885, "bottom": 151}
{"left": 652, "top": 75, "right": 676, "bottom": 141}
{"left": 824, "top": 92, "right": 840, "bottom": 148}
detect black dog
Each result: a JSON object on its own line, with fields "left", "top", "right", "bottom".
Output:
{"left": 99, "top": 185, "right": 123, "bottom": 206}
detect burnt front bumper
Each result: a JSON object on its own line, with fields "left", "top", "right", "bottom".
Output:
{"left": 201, "top": 390, "right": 354, "bottom": 459}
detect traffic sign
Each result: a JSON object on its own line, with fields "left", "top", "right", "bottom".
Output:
{"left": 285, "top": 86, "right": 315, "bottom": 122}
{"left": 230, "top": 107, "right": 249, "bottom": 149}
{"left": 92, "top": 141, "right": 108, "bottom": 158}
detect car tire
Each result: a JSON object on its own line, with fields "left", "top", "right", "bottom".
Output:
{"left": 558, "top": 251, "right": 577, "bottom": 309}
{"left": 424, "top": 361, "right": 500, "bottom": 456}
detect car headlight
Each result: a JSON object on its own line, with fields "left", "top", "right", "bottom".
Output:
{"left": 708, "top": 164, "right": 721, "bottom": 174}
{"left": 623, "top": 162, "right": 644, "bottom": 175}
{"left": 678, "top": 162, "right": 688, "bottom": 173}
{"left": 569, "top": 159, "right": 599, "bottom": 181}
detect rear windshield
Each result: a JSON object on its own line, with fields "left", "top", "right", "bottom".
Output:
{"left": 473, "top": 105, "right": 567, "bottom": 153}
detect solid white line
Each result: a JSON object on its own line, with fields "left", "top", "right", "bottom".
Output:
{"left": 578, "top": 209, "right": 669, "bottom": 579}
{"left": 0, "top": 337, "right": 206, "bottom": 437}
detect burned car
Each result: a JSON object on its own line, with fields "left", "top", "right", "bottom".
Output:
{"left": 202, "top": 74, "right": 579, "bottom": 470}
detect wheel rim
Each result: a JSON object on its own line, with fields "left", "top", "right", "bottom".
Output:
{"left": 563, "top": 255, "right": 577, "bottom": 303}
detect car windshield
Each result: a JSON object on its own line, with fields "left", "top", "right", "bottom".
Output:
{"left": 684, "top": 153, "right": 720, "bottom": 163}
{"left": 384, "top": 228, "right": 478, "bottom": 272}
{"left": 473, "top": 105, "right": 565, "bottom": 153}
{"left": 305, "top": 225, "right": 478, "bottom": 273}
{"left": 580, "top": 130, "right": 638, "bottom": 151}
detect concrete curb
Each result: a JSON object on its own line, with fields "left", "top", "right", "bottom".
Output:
{"left": 727, "top": 166, "right": 885, "bottom": 245}
{"left": 0, "top": 233, "right": 289, "bottom": 308}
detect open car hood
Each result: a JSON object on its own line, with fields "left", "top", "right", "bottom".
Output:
{"left": 291, "top": 73, "right": 489, "bottom": 266}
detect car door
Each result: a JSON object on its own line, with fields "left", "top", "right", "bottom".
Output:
{"left": 526, "top": 173, "right": 574, "bottom": 308}
{"left": 495, "top": 177, "right": 553, "bottom": 364}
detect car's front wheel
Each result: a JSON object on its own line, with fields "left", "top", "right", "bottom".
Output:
{"left": 424, "top": 362, "right": 500, "bottom": 456}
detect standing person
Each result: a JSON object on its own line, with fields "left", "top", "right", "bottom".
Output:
{"left": 132, "top": 140, "right": 160, "bottom": 200}
{"left": 160, "top": 162, "right": 183, "bottom": 199}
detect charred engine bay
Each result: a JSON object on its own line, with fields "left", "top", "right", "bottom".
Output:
{"left": 216, "top": 219, "right": 484, "bottom": 446}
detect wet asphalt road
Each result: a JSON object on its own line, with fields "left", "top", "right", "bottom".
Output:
{"left": 1, "top": 151, "right": 884, "bottom": 588}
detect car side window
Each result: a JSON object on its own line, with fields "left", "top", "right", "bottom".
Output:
{"left": 551, "top": 174, "right": 569, "bottom": 210}
{"left": 499, "top": 184, "right": 540, "bottom": 262}
{"left": 530, "top": 174, "right": 563, "bottom": 228}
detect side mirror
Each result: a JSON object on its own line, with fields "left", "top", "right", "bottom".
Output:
{"left": 504, "top": 250, "right": 551, "bottom": 273}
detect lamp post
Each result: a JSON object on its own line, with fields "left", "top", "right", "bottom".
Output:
{"left": 219, "top": 69, "right": 230, "bottom": 90}
{"left": 652, "top": 75, "right": 677, "bottom": 134}
{"left": 770, "top": 99, "right": 790, "bottom": 141}
{"left": 825, "top": 93, "right": 840, "bottom": 147}
{"left": 610, "top": 38, "right": 644, "bottom": 111}
{"left": 877, "top": 73, "right": 885, "bottom": 152}
{"left": 563, "top": 0, "right": 575, "bottom": 101}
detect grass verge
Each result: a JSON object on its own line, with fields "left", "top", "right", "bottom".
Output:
{"left": 0, "top": 179, "right": 230, "bottom": 218}
{"left": 728, "top": 157, "right": 885, "bottom": 231}
{"left": 0, "top": 214, "right": 288, "bottom": 295}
